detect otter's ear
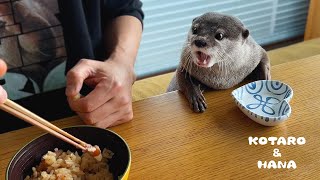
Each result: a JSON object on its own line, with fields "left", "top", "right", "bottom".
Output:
{"left": 242, "top": 29, "right": 249, "bottom": 39}
{"left": 192, "top": 17, "right": 198, "bottom": 23}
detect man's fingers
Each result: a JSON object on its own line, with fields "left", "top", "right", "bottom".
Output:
{"left": 0, "top": 86, "right": 8, "bottom": 104}
{"left": 77, "top": 97, "right": 122, "bottom": 124}
{"left": 67, "top": 78, "right": 119, "bottom": 112}
{"left": 93, "top": 108, "right": 133, "bottom": 128}
{"left": 0, "top": 59, "right": 7, "bottom": 77}
{"left": 65, "top": 59, "right": 93, "bottom": 98}
{"left": 108, "top": 115, "right": 133, "bottom": 127}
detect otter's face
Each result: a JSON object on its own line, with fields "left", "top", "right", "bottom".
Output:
{"left": 188, "top": 12, "right": 249, "bottom": 68}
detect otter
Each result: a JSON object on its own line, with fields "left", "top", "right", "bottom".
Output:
{"left": 167, "top": 12, "right": 271, "bottom": 113}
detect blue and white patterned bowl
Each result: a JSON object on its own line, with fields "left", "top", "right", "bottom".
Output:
{"left": 231, "top": 80, "right": 293, "bottom": 126}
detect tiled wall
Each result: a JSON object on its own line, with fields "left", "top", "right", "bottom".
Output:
{"left": 0, "top": 0, "right": 66, "bottom": 100}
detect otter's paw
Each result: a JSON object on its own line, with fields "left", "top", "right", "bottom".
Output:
{"left": 188, "top": 91, "right": 207, "bottom": 113}
{"left": 258, "top": 64, "right": 271, "bottom": 80}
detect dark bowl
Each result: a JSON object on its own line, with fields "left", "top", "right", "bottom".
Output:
{"left": 6, "top": 125, "right": 131, "bottom": 180}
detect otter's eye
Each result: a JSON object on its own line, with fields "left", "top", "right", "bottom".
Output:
{"left": 192, "top": 27, "right": 198, "bottom": 34}
{"left": 215, "top": 33, "right": 224, "bottom": 40}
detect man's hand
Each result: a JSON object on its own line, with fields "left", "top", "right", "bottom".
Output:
{"left": 0, "top": 85, "right": 7, "bottom": 104}
{"left": 65, "top": 55, "right": 136, "bottom": 128}
{"left": 66, "top": 14, "right": 142, "bottom": 128}
{"left": 0, "top": 59, "right": 7, "bottom": 104}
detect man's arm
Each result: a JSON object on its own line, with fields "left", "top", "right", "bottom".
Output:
{"left": 65, "top": 15, "right": 143, "bottom": 128}
{"left": 64, "top": 0, "right": 144, "bottom": 128}
{"left": 105, "top": 15, "right": 143, "bottom": 82}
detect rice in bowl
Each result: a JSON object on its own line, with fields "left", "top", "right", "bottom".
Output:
{"left": 24, "top": 148, "right": 114, "bottom": 180}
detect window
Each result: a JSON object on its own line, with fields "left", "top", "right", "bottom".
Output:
{"left": 135, "top": 0, "right": 310, "bottom": 79}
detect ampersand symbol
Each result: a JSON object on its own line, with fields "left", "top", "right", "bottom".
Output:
{"left": 273, "top": 148, "right": 282, "bottom": 157}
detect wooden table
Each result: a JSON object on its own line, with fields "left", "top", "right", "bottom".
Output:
{"left": 1, "top": 55, "right": 320, "bottom": 179}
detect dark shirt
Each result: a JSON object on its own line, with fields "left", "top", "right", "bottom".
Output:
{"left": 58, "top": 0, "right": 144, "bottom": 72}
{"left": 0, "top": 0, "right": 144, "bottom": 133}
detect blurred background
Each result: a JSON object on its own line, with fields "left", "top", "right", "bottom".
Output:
{"left": 0, "top": 0, "right": 311, "bottom": 100}
{"left": 1, "top": 0, "right": 318, "bottom": 132}
{"left": 135, "top": 0, "right": 310, "bottom": 78}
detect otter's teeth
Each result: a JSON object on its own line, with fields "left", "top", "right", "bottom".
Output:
{"left": 196, "top": 51, "right": 209, "bottom": 62}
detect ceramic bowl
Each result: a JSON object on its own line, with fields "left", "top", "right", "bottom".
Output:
{"left": 6, "top": 126, "right": 131, "bottom": 180}
{"left": 231, "top": 80, "right": 293, "bottom": 126}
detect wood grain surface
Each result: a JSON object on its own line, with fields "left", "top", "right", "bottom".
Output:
{"left": 304, "top": 0, "right": 320, "bottom": 40}
{"left": 1, "top": 55, "right": 320, "bottom": 179}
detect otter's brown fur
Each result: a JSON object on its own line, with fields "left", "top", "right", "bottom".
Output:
{"left": 167, "top": 12, "right": 271, "bottom": 112}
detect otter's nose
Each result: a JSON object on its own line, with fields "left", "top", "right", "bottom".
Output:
{"left": 194, "top": 40, "right": 207, "bottom": 48}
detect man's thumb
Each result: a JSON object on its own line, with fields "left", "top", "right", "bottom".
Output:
{"left": 65, "top": 64, "right": 90, "bottom": 98}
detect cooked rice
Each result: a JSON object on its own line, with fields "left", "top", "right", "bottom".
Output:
{"left": 24, "top": 148, "right": 114, "bottom": 180}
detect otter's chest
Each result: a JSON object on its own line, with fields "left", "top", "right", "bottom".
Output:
{"left": 190, "top": 61, "right": 258, "bottom": 89}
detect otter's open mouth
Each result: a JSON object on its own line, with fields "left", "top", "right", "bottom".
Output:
{"left": 196, "top": 51, "right": 210, "bottom": 67}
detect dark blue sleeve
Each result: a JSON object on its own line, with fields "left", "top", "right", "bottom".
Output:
{"left": 58, "top": 0, "right": 144, "bottom": 73}
{"left": 104, "top": 0, "right": 144, "bottom": 26}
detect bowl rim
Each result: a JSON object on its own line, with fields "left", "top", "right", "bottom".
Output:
{"left": 232, "top": 95, "right": 292, "bottom": 120}
{"left": 231, "top": 79, "right": 293, "bottom": 120}
{"left": 6, "top": 125, "right": 131, "bottom": 180}
{"left": 232, "top": 79, "right": 294, "bottom": 100}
